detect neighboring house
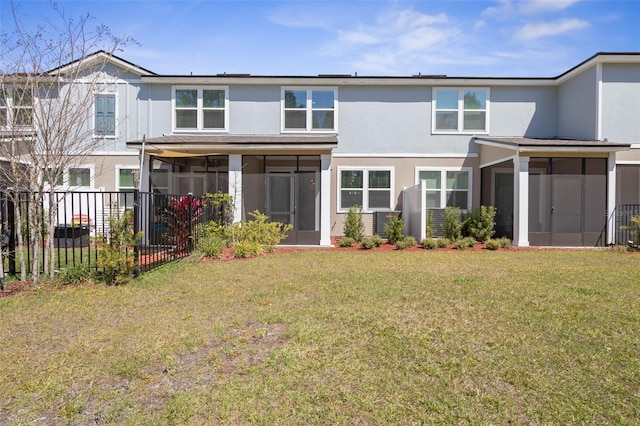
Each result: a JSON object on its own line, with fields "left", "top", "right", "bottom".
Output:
{"left": 3, "top": 51, "right": 639, "bottom": 247}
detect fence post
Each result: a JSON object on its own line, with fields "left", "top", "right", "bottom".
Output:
{"left": 7, "top": 193, "right": 16, "bottom": 275}
{"left": 133, "top": 189, "right": 140, "bottom": 277}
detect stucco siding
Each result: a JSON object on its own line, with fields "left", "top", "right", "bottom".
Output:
{"left": 558, "top": 65, "right": 597, "bottom": 140}
{"left": 330, "top": 156, "right": 479, "bottom": 237}
{"left": 229, "top": 86, "right": 281, "bottom": 135}
{"left": 490, "top": 86, "right": 557, "bottom": 138}
{"left": 601, "top": 64, "right": 640, "bottom": 143}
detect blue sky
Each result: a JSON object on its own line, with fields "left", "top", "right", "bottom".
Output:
{"left": 3, "top": 0, "right": 639, "bottom": 77}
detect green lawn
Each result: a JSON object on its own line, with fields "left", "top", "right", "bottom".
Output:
{"left": 1, "top": 249, "right": 639, "bottom": 424}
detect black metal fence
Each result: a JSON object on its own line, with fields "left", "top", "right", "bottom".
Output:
{"left": 0, "top": 190, "right": 219, "bottom": 277}
{"left": 614, "top": 204, "right": 640, "bottom": 246}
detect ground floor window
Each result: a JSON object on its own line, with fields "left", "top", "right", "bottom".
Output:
{"left": 117, "top": 167, "right": 138, "bottom": 206}
{"left": 416, "top": 168, "right": 471, "bottom": 210}
{"left": 338, "top": 167, "right": 393, "bottom": 212}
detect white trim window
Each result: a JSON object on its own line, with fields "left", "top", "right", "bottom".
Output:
{"left": 338, "top": 167, "right": 393, "bottom": 212}
{"left": 282, "top": 88, "right": 337, "bottom": 132}
{"left": 0, "top": 87, "right": 33, "bottom": 129}
{"left": 68, "top": 166, "right": 93, "bottom": 188}
{"left": 95, "top": 93, "right": 116, "bottom": 137}
{"left": 117, "top": 166, "right": 138, "bottom": 206}
{"left": 416, "top": 168, "right": 472, "bottom": 211}
{"left": 432, "top": 88, "right": 489, "bottom": 134}
{"left": 173, "top": 86, "right": 228, "bottom": 132}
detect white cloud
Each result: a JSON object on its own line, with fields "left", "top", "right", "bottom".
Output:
{"left": 519, "top": 0, "right": 581, "bottom": 14}
{"left": 515, "top": 18, "right": 590, "bottom": 40}
{"left": 482, "top": 0, "right": 581, "bottom": 18}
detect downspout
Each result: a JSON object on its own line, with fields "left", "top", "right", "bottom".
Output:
{"left": 138, "top": 134, "right": 146, "bottom": 192}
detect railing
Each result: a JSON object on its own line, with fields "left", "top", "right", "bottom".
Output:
{"left": 614, "top": 204, "right": 640, "bottom": 246}
{"left": 0, "top": 190, "right": 220, "bottom": 277}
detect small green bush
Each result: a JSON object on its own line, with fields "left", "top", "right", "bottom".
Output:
{"left": 371, "top": 234, "right": 384, "bottom": 247}
{"left": 56, "top": 263, "right": 94, "bottom": 286}
{"left": 443, "top": 207, "right": 462, "bottom": 241}
{"left": 462, "top": 236, "right": 476, "bottom": 248}
{"left": 384, "top": 215, "right": 404, "bottom": 244}
{"left": 463, "top": 205, "right": 496, "bottom": 242}
{"left": 396, "top": 236, "right": 417, "bottom": 250}
{"left": 361, "top": 238, "right": 376, "bottom": 249}
{"left": 343, "top": 205, "right": 365, "bottom": 242}
{"left": 96, "top": 209, "right": 142, "bottom": 285}
{"left": 231, "top": 210, "right": 292, "bottom": 252}
{"left": 453, "top": 239, "right": 468, "bottom": 250}
{"left": 197, "top": 235, "right": 226, "bottom": 258}
{"left": 436, "top": 238, "right": 450, "bottom": 248}
{"left": 485, "top": 239, "right": 501, "bottom": 250}
{"left": 610, "top": 244, "right": 631, "bottom": 253}
{"left": 339, "top": 237, "right": 355, "bottom": 248}
{"left": 421, "top": 237, "right": 437, "bottom": 250}
{"left": 233, "top": 241, "right": 262, "bottom": 258}
{"left": 498, "top": 237, "right": 512, "bottom": 248}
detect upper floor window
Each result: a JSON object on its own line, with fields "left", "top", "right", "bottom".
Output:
{"left": 417, "top": 168, "right": 471, "bottom": 211}
{"left": 282, "top": 88, "right": 336, "bottom": 132}
{"left": 95, "top": 94, "right": 116, "bottom": 136}
{"left": 338, "top": 167, "right": 393, "bottom": 212}
{"left": 433, "top": 88, "right": 488, "bottom": 134}
{"left": 0, "top": 88, "right": 33, "bottom": 129}
{"left": 173, "top": 87, "right": 228, "bottom": 132}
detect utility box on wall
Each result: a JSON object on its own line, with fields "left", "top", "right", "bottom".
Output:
{"left": 373, "top": 211, "right": 401, "bottom": 238}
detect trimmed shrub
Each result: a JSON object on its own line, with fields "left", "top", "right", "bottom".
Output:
{"left": 498, "top": 237, "right": 512, "bottom": 248}
{"left": 443, "top": 207, "right": 462, "bottom": 241}
{"left": 384, "top": 215, "right": 404, "bottom": 244}
{"left": 343, "top": 205, "right": 365, "bottom": 242}
{"left": 463, "top": 205, "right": 496, "bottom": 242}
{"left": 339, "top": 237, "right": 355, "bottom": 248}
{"left": 361, "top": 238, "right": 376, "bottom": 249}
{"left": 396, "top": 236, "right": 417, "bottom": 250}
{"left": 453, "top": 239, "right": 468, "bottom": 250}
{"left": 231, "top": 210, "right": 292, "bottom": 252}
{"left": 371, "top": 234, "right": 384, "bottom": 247}
{"left": 233, "top": 241, "right": 262, "bottom": 258}
{"left": 485, "top": 239, "right": 501, "bottom": 250}
{"left": 436, "top": 238, "right": 450, "bottom": 248}
{"left": 462, "top": 236, "right": 476, "bottom": 248}
{"left": 421, "top": 237, "right": 437, "bottom": 250}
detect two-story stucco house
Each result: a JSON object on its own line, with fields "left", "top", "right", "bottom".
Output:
{"left": 9, "top": 51, "right": 639, "bottom": 247}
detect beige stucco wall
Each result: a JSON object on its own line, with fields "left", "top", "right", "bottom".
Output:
{"left": 329, "top": 156, "right": 480, "bottom": 237}
{"left": 90, "top": 154, "right": 139, "bottom": 190}
{"left": 479, "top": 145, "right": 516, "bottom": 167}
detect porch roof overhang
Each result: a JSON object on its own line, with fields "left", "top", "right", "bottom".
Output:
{"left": 127, "top": 134, "right": 338, "bottom": 157}
{"left": 475, "top": 136, "right": 631, "bottom": 153}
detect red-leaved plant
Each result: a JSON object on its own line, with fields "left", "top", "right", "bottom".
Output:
{"left": 164, "top": 195, "right": 203, "bottom": 253}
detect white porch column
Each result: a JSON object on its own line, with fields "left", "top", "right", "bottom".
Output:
{"left": 228, "top": 154, "right": 243, "bottom": 223}
{"left": 139, "top": 154, "right": 150, "bottom": 193}
{"left": 607, "top": 152, "right": 617, "bottom": 245}
{"left": 320, "top": 154, "right": 332, "bottom": 246}
{"left": 513, "top": 156, "right": 530, "bottom": 247}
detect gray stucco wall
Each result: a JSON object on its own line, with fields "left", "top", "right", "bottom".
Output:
{"left": 558, "top": 65, "right": 597, "bottom": 140}
{"left": 490, "top": 86, "right": 557, "bottom": 138}
{"left": 601, "top": 63, "right": 640, "bottom": 143}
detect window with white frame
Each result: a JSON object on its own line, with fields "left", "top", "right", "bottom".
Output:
{"left": 433, "top": 88, "right": 488, "bottom": 134}
{"left": 117, "top": 167, "right": 138, "bottom": 206}
{"left": 417, "top": 168, "right": 471, "bottom": 210}
{"left": 282, "top": 88, "right": 336, "bottom": 132}
{"left": 173, "top": 87, "right": 228, "bottom": 131}
{"left": 339, "top": 167, "right": 392, "bottom": 211}
{"left": 0, "top": 87, "right": 33, "bottom": 128}
{"left": 68, "top": 167, "right": 92, "bottom": 187}
{"left": 95, "top": 94, "right": 116, "bottom": 136}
